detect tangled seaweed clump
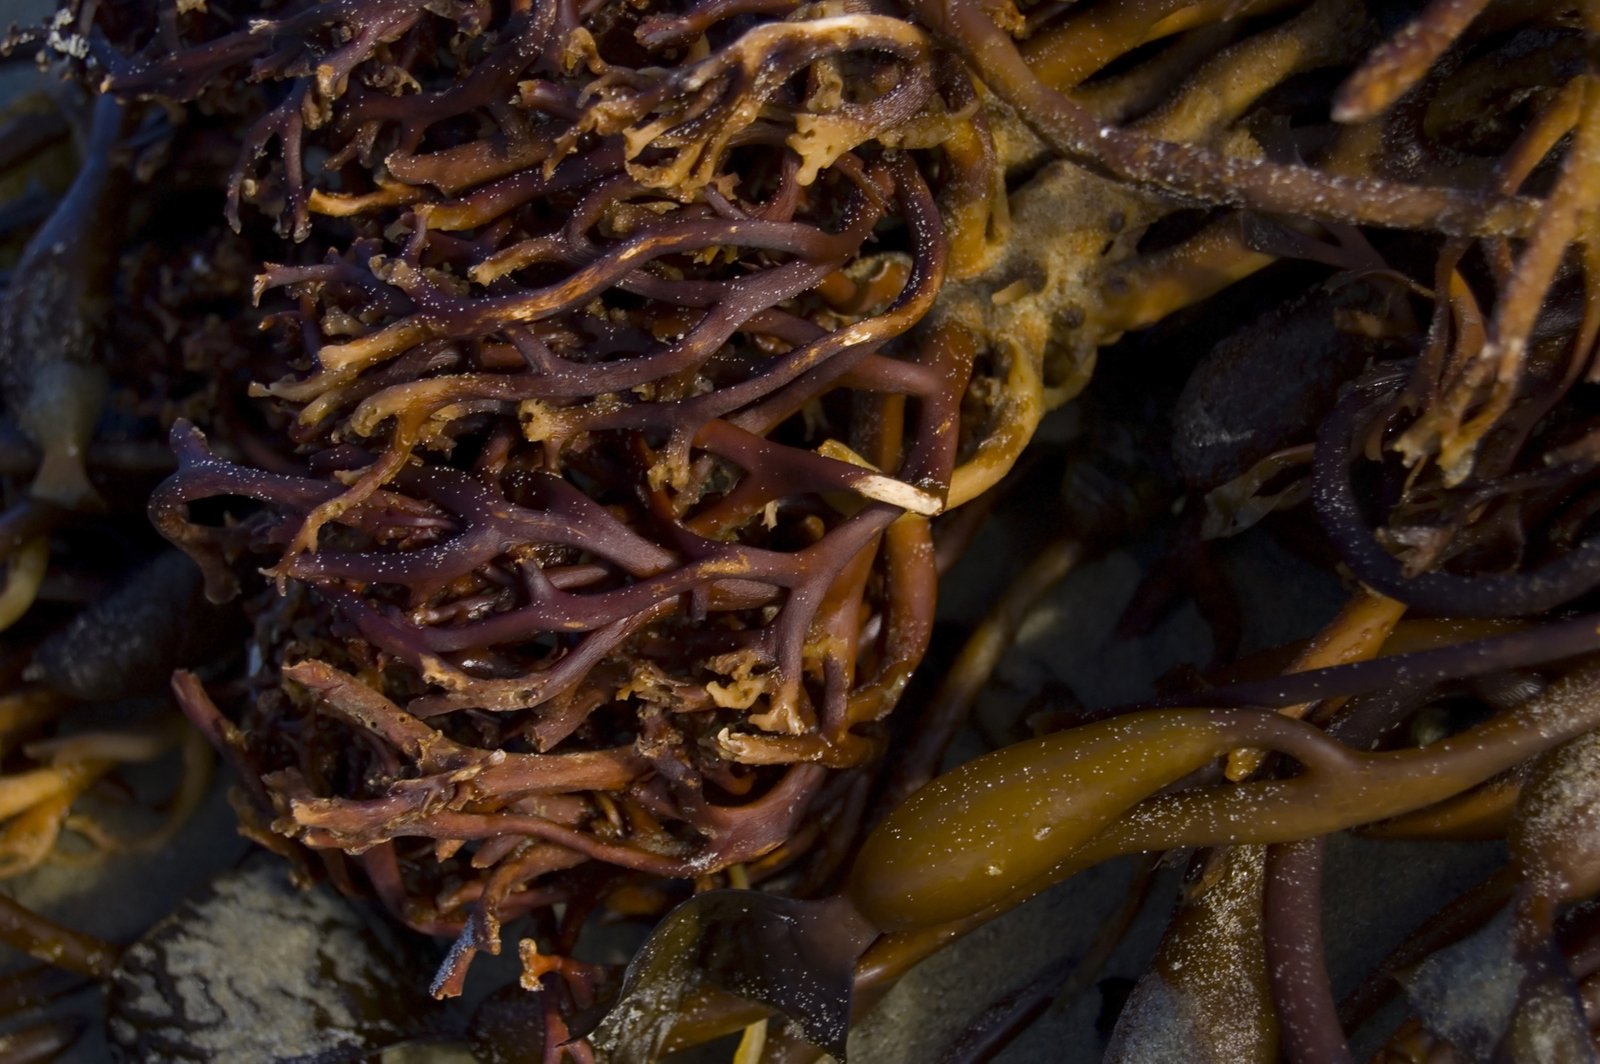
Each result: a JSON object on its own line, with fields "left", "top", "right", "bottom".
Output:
{"left": 1, "top": 0, "right": 1600, "bottom": 1059}
{"left": 66, "top": 0, "right": 996, "bottom": 1011}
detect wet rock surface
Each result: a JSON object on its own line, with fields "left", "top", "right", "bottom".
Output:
{"left": 105, "top": 860, "right": 442, "bottom": 1063}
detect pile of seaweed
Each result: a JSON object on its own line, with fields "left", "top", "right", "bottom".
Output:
{"left": 1, "top": 0, "right": 1598, "bottom": 1060}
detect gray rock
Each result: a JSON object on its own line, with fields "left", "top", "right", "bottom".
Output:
{"left": 106, "top": 860, "right": 441, "bottom": 1063}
